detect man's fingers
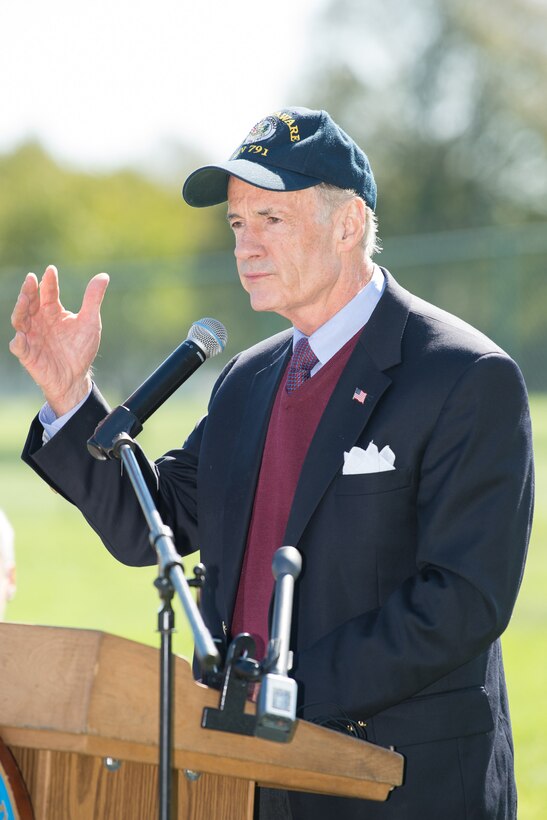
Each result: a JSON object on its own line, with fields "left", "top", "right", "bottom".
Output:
{"left": 38, "top": 265, "right": 61, "bottom": 308}
{"left": 11, "top": 292, "right": 29, "bottom": 332}
{"left": 11, "top": 273, "right": 38, "bottom": 331}
{"left": 10, "top": 268, "right": 109, "bottom": 367}
{"left": 79, "top": 273, "right": 110, "bottom": 320}
{"left": 22, "top": 271, "right": 39, "bottom": 292}
{"left": 8, "top": 329, "right": 29, "bottom": 360}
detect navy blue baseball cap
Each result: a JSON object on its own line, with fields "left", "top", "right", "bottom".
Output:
{"left": 182, "top": 107, "right": 377, "bottom": 210}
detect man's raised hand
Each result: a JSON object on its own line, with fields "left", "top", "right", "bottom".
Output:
{"left": 10, "top": 265, "right": 110, "bottom": 417}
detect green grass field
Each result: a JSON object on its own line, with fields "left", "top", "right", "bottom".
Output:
{"left": 1, "top": 392, "right": 545, "bottom": 817}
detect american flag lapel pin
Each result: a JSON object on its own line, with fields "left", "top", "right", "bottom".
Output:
{"left": 353, "top": 387, "right": 367, "bottom": 404}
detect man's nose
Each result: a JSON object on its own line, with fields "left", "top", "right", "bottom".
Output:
{"left": 234, "top": 228, "right": 265, "bottom": 260}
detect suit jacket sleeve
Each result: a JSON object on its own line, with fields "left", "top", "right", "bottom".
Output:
{"left": 21, "top": 362, "right": 232, "bottom": 567}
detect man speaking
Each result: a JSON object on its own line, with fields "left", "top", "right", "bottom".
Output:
{"left": 10, "top": 107, "right": 533, "bottom": 819}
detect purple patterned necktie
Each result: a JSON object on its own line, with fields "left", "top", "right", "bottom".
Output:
{"left": 286, "top": 337, "right": 319, "bottom": 394}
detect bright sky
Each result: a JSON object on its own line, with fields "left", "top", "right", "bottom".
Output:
{"left": 0, "top": 0, "right": 323, "bottom": 172}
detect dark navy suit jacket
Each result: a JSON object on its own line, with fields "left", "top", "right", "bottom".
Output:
{"left": 23, "top": 271, "right": 534, "bottom": 819}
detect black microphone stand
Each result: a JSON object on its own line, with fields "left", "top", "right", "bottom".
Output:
{"left": 90, "top": 430, "right": 220, "bottom": 820}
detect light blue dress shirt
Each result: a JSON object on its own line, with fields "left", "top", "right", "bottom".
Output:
{"left": 293, "top": 264, "right": 385, "bottom": 373}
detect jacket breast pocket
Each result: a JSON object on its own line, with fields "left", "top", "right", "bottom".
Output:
{"left": 335, "top": 467, "right": 412, "bottom": 495}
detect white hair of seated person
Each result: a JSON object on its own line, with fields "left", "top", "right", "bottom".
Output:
{"left": 0, "top": 509, "right": 16, "bottom": 620}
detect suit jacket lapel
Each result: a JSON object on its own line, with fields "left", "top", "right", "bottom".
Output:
{"left": 284, "top": 343, "right": 390, "bottom": 547}
{"left": 285, "top": 271, "right": 412, "bottom": 548}
{"left": 221, "top": 336, "right": 292, "bottom": 615}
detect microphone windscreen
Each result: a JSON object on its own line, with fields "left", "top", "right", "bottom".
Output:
{"left": 188, "top": 318, "right": 227, "bottom": 359}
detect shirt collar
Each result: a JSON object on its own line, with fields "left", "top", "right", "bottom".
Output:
{"left": 293, "top": 265, "right": 385, "bottom": 367}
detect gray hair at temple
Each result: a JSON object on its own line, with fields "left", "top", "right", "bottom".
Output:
{"left": 315, "top": 183, "right": 382, "bottom": 259}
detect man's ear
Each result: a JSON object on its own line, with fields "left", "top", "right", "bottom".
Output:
{"left": 337, "top": 197, "right": 366, "bottom": 252}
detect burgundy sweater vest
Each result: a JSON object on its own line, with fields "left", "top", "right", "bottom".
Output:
{"left": 231, "top": 332, "right": 360, "bottom": 657}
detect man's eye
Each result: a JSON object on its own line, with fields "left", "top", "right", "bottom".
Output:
{"left": 266, "top": 216, "right": 281, "bottom": 224}
{"left": 230, "top": 221, "right": 243, "bottom": 230}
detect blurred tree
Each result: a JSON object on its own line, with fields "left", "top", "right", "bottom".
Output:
{"left": 0, "top": 141, "right": 230, "bottom": 272}
{"left": 288, "top": 0, "right": 547, "bottom": 388}
{"left": 296, "top": 0, "right": 547, "bottom": 234}
{"left": 0, "top": 141, "right": 235, "bottom": 393}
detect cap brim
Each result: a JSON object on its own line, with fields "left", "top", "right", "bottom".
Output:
{"left": 182, "top": 159, "right": 322, "bottom": 207}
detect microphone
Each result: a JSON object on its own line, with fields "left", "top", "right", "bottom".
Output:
{"left": 87, "top": 317, "right": 227, "bottom": 460}
{"left": 122, "top": 317, "right": 227, "bottom": 424}
{"left": 255, "top": 546, "right": 302, "bottom": 743}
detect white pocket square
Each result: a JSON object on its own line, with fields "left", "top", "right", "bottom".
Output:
{"left": 343, "top": 441, "right": 396, "bottom": 474}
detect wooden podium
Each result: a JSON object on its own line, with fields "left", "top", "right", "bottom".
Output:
{"left": 0, "top": 623, "right": 403, "bottom": 819}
